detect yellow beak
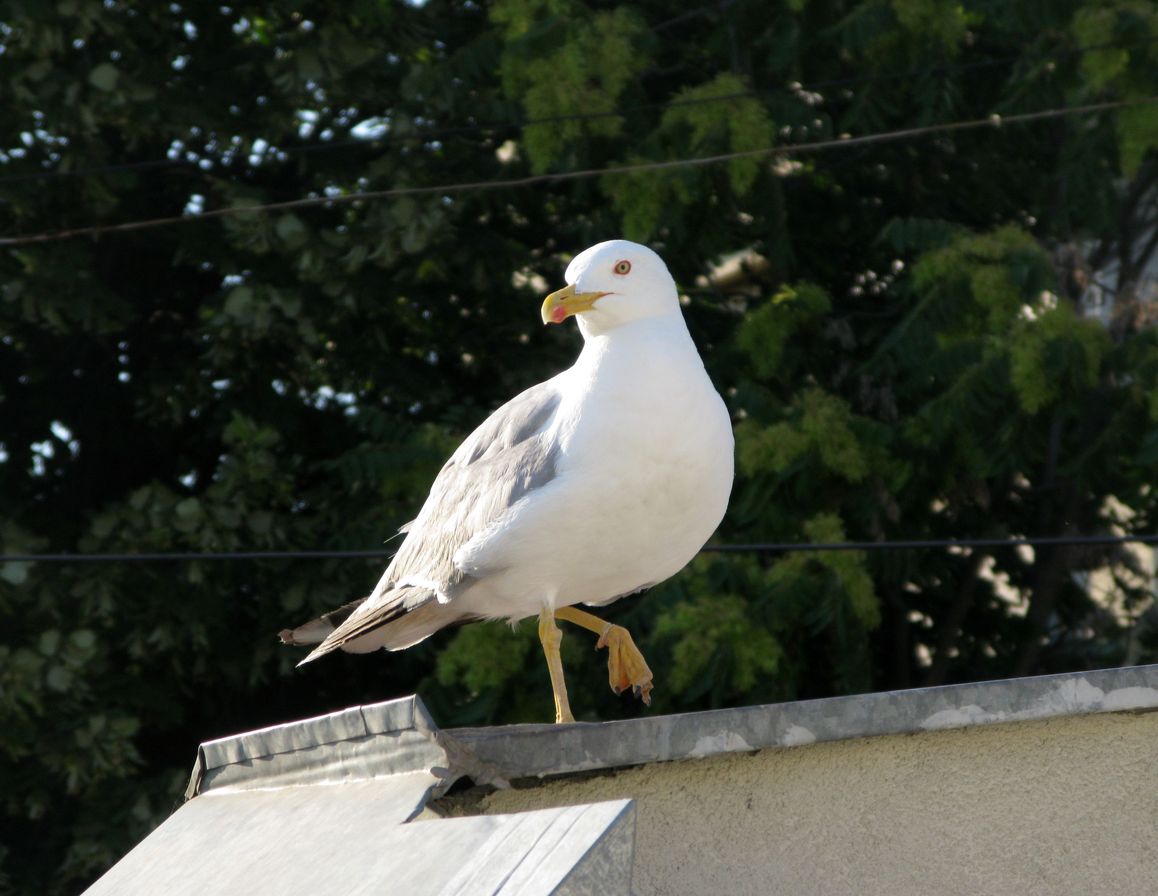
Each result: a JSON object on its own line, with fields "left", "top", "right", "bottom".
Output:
{"left": 541, "top": 283, "right": 609, "bottom": 325}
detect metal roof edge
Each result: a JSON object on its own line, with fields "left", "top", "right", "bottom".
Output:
{"left": 181, "top": 664, "right": 1158, "bottom": 800}
{"left": 185, "top": 695, "right": 443, "bottom": 799}
{"left": 97, "top": 665, "right": 1157, "bottom": 896}
{"left": 440, "top": 663, "right": 1158, "bottom": 782}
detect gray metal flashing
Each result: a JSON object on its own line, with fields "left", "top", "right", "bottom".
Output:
{"left": 86, "top": 780, "right": 636, "bottom": 895}
{"left": 175, "top": 665, "right": 1158, "bottom": 801}
{"left": 442, "top": 663, "right": 1158, "bottom": 783}
{"left": 431, "top": 799, "right": 636, "bottom": 895}
{"left": 185, "top": 694, "right": 446, "bottom": 799}
{"left": 85, "top": 663, "right": 1158, "bottom": 895}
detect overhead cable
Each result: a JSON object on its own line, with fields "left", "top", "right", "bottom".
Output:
{"left": 2, "top": 533, "right": 1155, "bottom": 564}
{"left": 1, "top": 96, "right": 1153, "bottom": 248}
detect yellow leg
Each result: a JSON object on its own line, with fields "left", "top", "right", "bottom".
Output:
{"left": 555, "top": 606, "right": 654, "bottom": 706}
{"left": 538, "top": 608, "right": 575, "bottom": 724}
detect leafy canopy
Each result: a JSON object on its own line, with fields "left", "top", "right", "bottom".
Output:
{"left": 1, "top": 1, "right": 1157, "bottom": 892}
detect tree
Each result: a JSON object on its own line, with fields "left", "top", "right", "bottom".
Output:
{"left": 1, "top": 1, "right": 1156, "bottom": 892}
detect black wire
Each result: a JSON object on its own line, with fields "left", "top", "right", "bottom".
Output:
{"left": 1, "top": 534, "right": 1154, "bottom": 564}
{"left": 2, "top": 96, "right": 1149, "bottom": 247}
{"left": 0, "top": 550, "right": 388, "bottom": 563}
{"left": 2, "top": 32, "right": 1155, "bottom": 188}
{"left": 706, "top": 534, "right": 1158, "bottom": 553}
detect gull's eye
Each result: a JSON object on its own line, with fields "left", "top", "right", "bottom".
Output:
{"left": 613, "top": 260, "right": 631, "bottom": 276}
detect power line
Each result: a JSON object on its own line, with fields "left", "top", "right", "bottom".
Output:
{"left": 0, "top": 550, "right": 388, "bottom": 563}
{"left": 2, "top": 32, "right": 1155, "bottom": 189}
{"left": 707, "top": 534, "right": 1158, "bottom": 554}
{"left": 1, "top": 96, "right": 1152, "bottom": 248}
{"left": 1, "top": 533, "right": 1155, "bottom": 564}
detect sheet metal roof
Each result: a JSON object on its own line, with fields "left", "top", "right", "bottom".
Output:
{"left": 441, "top": 663, "right": 1158, "bottom": 784}
{"left": 84, "top": 663, "right": 1158, "bottom": 895}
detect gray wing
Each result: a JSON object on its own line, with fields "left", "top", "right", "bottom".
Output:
{"left": 289, "top": 379, "right": 563, "bottom": 661}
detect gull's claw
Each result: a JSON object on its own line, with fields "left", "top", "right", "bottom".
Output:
{"left": 596, "top": 624, "right": 654, "bottom": 706}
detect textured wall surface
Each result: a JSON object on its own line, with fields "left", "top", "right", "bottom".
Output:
{"left": 476, "top": 711, "right": 1158, "bottom": 896}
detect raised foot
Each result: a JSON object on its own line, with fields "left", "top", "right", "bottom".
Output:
{"left": 596, "top": 625, "right": 654, "bottom": 706}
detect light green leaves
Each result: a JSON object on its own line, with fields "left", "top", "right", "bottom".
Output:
{"left": 494, "top": 2, "right": 650, "bottom": 173}
{"left": 1116, "top": 103, "right": 1158, "bottom": 177}
{"left": 1071, "top": 3, "right": 1158, "bottom": 174}
{"left": 607, "top": 73, "right": 775, "bottom": 239}
{"left": 437, "top": 620, "right": 534, "bottom": 693}
{"left": 738, "top": 387, "right": 870, "bottom": 484}
{"left": 1073, "top": 7, "right": 1132, "bottom": 88}
{"left": 1009, "top": 303, "right": 1110, "bottom": 414}
{"left": 890, "top": 0, "right": 978, "bottom": 54}
{"left": 908, "top": 225, "right": 1108, "bottom": 415}
{"left": 737, "top": 282, "right": 831, "bottom": 381}
{"left": 661, "top": 73, "right": 775, "bottom": 196}
{"left": 655, "top": 593, "right": 784, "bottom": 696}
{"left": 795, "top": 513, "right": 879, "bottom": 629}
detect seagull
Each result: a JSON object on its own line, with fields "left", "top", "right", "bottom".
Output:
{"left": 280, "top": 240, "right": 734, "bottom": 723}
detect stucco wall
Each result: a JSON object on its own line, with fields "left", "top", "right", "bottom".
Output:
{"left": 470, "top": 711, "right": 1158, "bottom": 896}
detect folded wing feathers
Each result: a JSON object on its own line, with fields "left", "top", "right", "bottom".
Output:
{"left": 286, "top": 381, "right": 563, "bottom": 661}
{"left": 297, "top": 586, "right": 436, "bottom": 665}
{"left": 278, "top": 597, "right": 366, "bottom": 646}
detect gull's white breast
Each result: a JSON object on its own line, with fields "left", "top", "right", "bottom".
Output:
{"left": 455, "top": 315, "right": 734, "bottom": 618}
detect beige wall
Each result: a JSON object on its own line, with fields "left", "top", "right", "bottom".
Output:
{"left": 462, "top": 712, "right": 1158, "bottom": 896}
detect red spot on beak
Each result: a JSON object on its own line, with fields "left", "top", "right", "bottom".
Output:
{"left": 551, "top": 306, "right": 568, "bottom": 324}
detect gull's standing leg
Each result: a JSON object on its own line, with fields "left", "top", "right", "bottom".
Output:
{"left": 555, "top": 606, "right": 654, "bottom": 706}
{"left": 538, "top": 608, "right": 575, "bottom": 724}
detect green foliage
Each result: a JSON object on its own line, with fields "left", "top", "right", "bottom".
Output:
{"left": 609, "top": 72, "right": 775, "bottom": 240}
{"left": 1117, "top": 103, "right": 1158, "bottom": 178}
{"left": 494, "top": 1, "right": 651, "bottom": 173}
{"left": 738, "top": 387, "right": 871, "bottom": 483}
{"left": 1009, "top": 304, "right": 1110, "bottom": 414}
{"left": 655, "top": 593, "right": 784, "bottom": 697}
{"left": 789, "top": 514, "right": 879, "bottom": 629}
{"left": 736, "top": 281, "right": 831, "bottom": 381}
{"left": 890, "top": 0, "right": 978, "bottom": 53}
{"left": 1071, "top": 2, "right": 1158, "bottom": 174}
{"left": 1072, "top": 3, "right": 1158, "bottom": 88}
{"left": 2, "top": 0, "right": 1158, "bottom": 892}
{"left": 436, "top": 620, "right": 533, "bottom": 693}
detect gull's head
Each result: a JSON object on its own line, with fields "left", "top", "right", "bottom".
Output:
{"left": 541, "top": 240, "right": 680, "bottom": 338}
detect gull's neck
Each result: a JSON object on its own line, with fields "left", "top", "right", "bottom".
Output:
{"left": 578, "top": 310, "right": 689, "bottom": 348}
{"left": 571, "top": 312, "right": 699, "bottom": 378}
